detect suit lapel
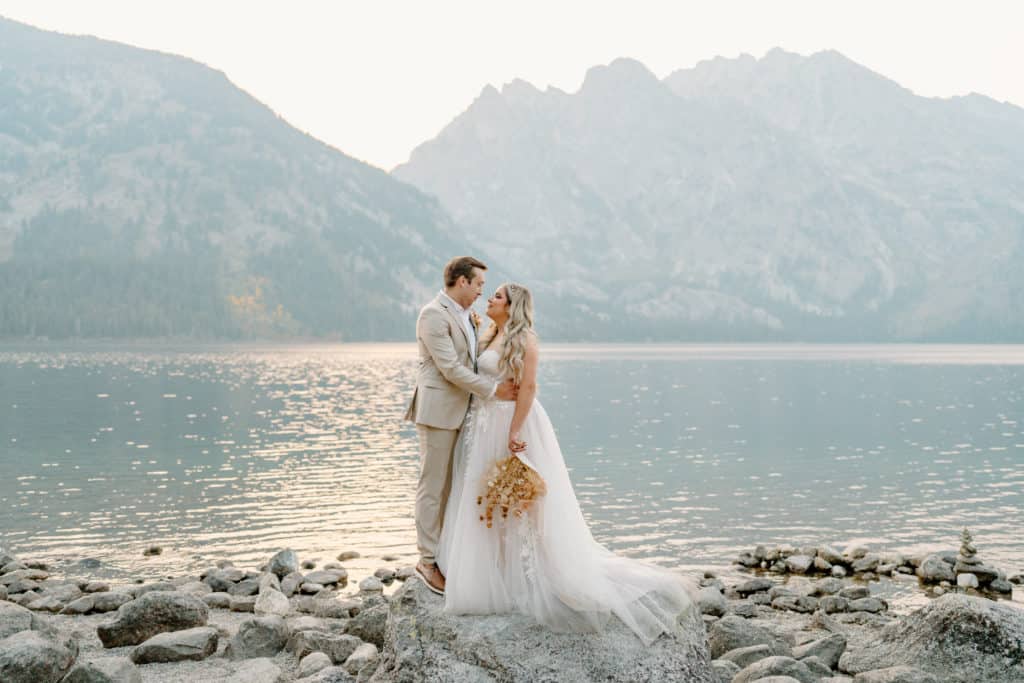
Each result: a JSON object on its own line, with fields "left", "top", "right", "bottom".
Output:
{"left": 437, "top": 297, "right": 472, "bottom": 362}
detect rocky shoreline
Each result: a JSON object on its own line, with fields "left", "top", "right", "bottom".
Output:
{"left": 1, "top": 543, "right": 1022, "bottom": 682}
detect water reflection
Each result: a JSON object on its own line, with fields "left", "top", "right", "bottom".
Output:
{"left": 1, "top": 343, "right": 1021, "bottom": 612}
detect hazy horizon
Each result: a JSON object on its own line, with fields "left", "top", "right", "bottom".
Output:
{"left": 2, "top": 1, "right": 1023, "bottom": 170}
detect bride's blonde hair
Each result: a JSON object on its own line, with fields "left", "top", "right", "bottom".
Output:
{"left": 480, "top": 283, "right": 535, "bottom": 384}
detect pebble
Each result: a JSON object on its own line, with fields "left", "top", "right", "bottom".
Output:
{"left": 142, "top": 546, "right": 163, "bottom": 557}
{"left": 337, "top": 550, "right": 360, "bottom": 561}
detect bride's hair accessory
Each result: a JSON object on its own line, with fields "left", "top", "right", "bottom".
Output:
{"left": 477, "top": 454, "right": 546, "bottom": 527}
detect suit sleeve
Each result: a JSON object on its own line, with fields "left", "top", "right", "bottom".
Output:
{"left": 419, "top": 308, "right": 497, "bottom": 398}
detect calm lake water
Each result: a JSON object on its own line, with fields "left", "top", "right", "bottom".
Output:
{"left": 1, "top": 343, "right": 1022, "bottom": 612}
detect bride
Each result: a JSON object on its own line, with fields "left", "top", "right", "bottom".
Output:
{"left": 436, "top": 283, "right": 696, "bottom": 645}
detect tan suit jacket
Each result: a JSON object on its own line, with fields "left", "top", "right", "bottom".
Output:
{"left": 405, "top": 294, "right": 495, "bottom": 430}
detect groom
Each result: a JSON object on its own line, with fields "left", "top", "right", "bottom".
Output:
{"left": 405, "top": 256, "right": 517, "bottom": 594}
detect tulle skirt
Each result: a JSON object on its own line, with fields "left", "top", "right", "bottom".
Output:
{"left": 436, "top": 397, "right": 697, "bottom": 645}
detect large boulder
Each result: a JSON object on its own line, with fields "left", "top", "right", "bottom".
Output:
{"left": 0, "top": 602, "right": 34, "bottom": 639}
{"left": 708, "top": 615, "right": 792, "bottom": 658}
{"left": 732, "top": 655, "right": 817, "bottom": 683}
{"left": 97, "top": 591, "right": 208, "bottom": 648}
{"left": 368, "top": 577, "right": 715, "bottom": 682}
{"left": 838, "top": 593, "right": 1024, "bottom": 682}
{"left": 62, "top": 657, "right": 143, "bottom": 683}
{"left": 0, "top": 630, "right": 78, "bottom": 683}
{"left": 130, "top": 626, "right": 218, "bottom": 664}
{"left": 226, "top": 615, "right": 290, "bottom": 659}
{"left": 345, "top": 601, "right": 388, "bottom": 648}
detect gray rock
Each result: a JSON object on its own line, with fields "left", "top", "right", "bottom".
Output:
{"left": 337, "top": 551, "right": 360, "bottom": 562}
{"left": 358, "top": 577, "right": 383, "bottom": 593}
{"left": 281, "top": 572, "right": 304, "bottom": 597}
{"left": 230, "top": 595, "right": 257, "bottom": 612}
{"left": 838, "top": 593, "right": 1024, "bottom": 682}
{"left": 302, "top": 583, "right": 326, "bottom": 595}
{"left": 794, "top": 632, "right": 847, "bottom": 669}
{"left": 300, "top": 651, "right": 334, "bottom": 677}
{"left": 720, "top": 643, "right": 774, "bottom": 668}
{"left": 227, "top": 657, "right": 284, "bottom": 683}
{"left": 1008, "top": 573, "right": 1023, "bottom": 585}
{"left": 255, "top": 589, "right": 290, "bottom": 617}
{"left": 39, "top": 582, "right": 83, "bottom": 603}
{"left": 915, "top": 555, "right": 955, "bottom": 583}
{"left": 750, "top": 592, "right": 772, "bottom": 605}
{"left": 89, "top": 592, "right": 132, "bottom": 613}
{"left": 735, "top": 578, "right": 774, "bottom": 595}
{"left": 227, "top": 615, "right": 290, "bottom": 659}
{"left": 819, "top": 546, "right": 845, "bottom": 564}
{"left": 814, "top": 556, "right": 834, "bottom": 572}
{"left": 130, "top": 626, "right": 218, "bottom": 663}
{"left": 344, "top": 642, "right": 379, "bottom": 674}
{"left": 84, "top": 582, "right": 110, "bottom": 593}
{"left": 1, "top": 568, "right": 48, "bottom": 585}
{"left": 395, "top": 566, "right": 415, "bottom": 581}
{"left": 711, "top": 659, "right": 741, "bottom": 683}
{"left": 304, "top": 665, "right": 355, "bottom": 682}
{"left": 852, "top": 555, "right": 880, "bottom": 573}
{"left": 767, "top": 585, "right": 796, "bottom": 601}
{"left": 127, "top": 582, "right": 175, "bottom": 598}
{"left": 306, "top": 570, "right": 347, "bottom": 586}
{"left": 203, "top": 592, "right": 232, "bottom": 609}
{"left": 229, "top": 578, "right": 260, "bottom": 596}
{"left": 851, "top": 666, "right": 940, "bottom": 682}
{"left": 848, "top": 598, "right": 887, "bottom": 613}
{"left": 345, "top": 602, "right": 388, "bottom": 648}
{"left": 372, "top": 577, "right": 715, "bottom": 682}
{"left": 373, "top": 568, "right": 395, "bottom": 583}
{"left": 0, "top": 585, "right": 6, "bottom": 601}
{"left": 258, "top": 573, "right": 281, "bottom": 593}
{"left": 730, "top": 602, "right": 758, "bottom": 618}
{"left": 697, "top": 586, "right": 727, "bottom": 617}
{"left": 786, "top": 555, "right": 813, "bottom": 574}
{"left": 831, "top": 565, "right": 848, "bottom": 578}
{"left": 62, "top": 656, "right": 142, "bottom": 683}
{"left": 97, "top": 591, "right": 208, "bottom": 648}
{"left": 267, "top": 550, "right": 300, "bottom": 578}
{"left": 803, "top": 656, "right": 835, "bottom": 677}
{"left": 820, "top": 595, "right": 850, "bottom": 614}
{"left": 0, "top": 602, "right": 34, "bottom": 638}
{"left": 839, "top": 585, "right": 870, "bottom": 600}
{"left": 0, "top": 630, "right": 78, "bottom": 683}
{"left": 771, "top": 595, "right": 818, "bottom": 613}
{"left": 27, "top": 595, "right": 66, "bottom": 613}
{"left": 314, "top": 598, "right": 358, "bottom": 619}
{"left": 289, "top": 631, "right": 363, "bottom": 664}
{"left": 733, "top": 655, "right": 817, "bottom": 683}
{"left": 876, "top": 564, "right": 896, "bottom": 576}
{"left": 708, "top": 614, "right": 793, "bottom": 659}
{"left": 811, "top": 578, "right": 846, "bottom": 596}
{"left": 846, "top": 546, "right": 871, "bottom": 560}
{"left": 990, "top": 578, "right": 1013, "bottom": 593}
{"left": 202, "top": 570, "right": 235, "bottom": 593}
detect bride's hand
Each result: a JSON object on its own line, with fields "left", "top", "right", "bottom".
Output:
{"left": 508, "top": 432, "right": 526, "bottom": 453}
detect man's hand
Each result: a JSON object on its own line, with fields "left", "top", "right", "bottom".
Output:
{"left": 495, "top": 379, "right": 518, "bottom": 401}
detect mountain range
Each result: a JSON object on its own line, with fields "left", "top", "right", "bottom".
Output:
{"left": 2, "top": 16, "right": 1023, "bottom": 341}
{"left": 395, "top": 49, "right": 1024, "bottom": 340}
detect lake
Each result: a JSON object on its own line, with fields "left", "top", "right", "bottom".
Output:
{"left": 1, "top": 343, "right": 1022, "bottom": 612}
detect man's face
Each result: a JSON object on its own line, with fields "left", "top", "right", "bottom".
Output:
{"left": 466, "top": 268, "right": 486, "bottom": 303}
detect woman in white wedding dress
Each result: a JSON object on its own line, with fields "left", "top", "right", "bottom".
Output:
{"left": 436, "top": 283, "right": 696, "bottom": 645}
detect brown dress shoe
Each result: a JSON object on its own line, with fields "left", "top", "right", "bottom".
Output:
{"left": 415, "top": 560, "right": 446, "bottom": 595}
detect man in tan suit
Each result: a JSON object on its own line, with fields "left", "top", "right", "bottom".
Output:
{"left": 405, "top": 256, "right": 517, "bottom": 594}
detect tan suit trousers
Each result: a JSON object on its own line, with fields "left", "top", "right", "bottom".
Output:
{"left": 415, "top": 424, "right": 459, "bottom": 564}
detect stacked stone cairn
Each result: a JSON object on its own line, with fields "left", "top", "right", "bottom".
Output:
{"left": 733, "top": 531, "right": 1014, "bottom": 596}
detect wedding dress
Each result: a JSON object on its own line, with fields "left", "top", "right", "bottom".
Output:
{"left": 436, "top": 348, "right": 696, "bottom": 645}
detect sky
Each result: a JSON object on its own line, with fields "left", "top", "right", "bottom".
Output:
{"left": 2, "top": 1, "right": 1022, "bottom": 171}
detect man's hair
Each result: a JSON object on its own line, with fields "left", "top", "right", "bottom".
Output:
{"left": 444, "top": 256, "right": 487, "bottom": 288}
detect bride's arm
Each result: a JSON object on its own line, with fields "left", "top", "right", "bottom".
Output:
{"left": 508, "top": 336, "right": 539, "bottom": 454}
